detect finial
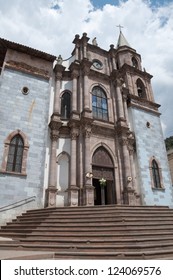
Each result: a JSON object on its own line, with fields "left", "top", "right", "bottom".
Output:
{"left": 116, "top": 24, "right": 124, "bottom": 32}
{"left": 92, "top": 37, "right": 98, "bottom": 46}
{"left": 56, "top": 55, "right": 63, "bottom": 65}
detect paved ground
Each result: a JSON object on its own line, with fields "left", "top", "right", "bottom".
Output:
{"left": 0, "top": 237, "right": 55, "bottom": 259}
{"left": 0, "top": 249, "right": 55, "bottom": 259}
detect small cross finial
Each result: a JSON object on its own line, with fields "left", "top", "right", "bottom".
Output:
{"left": 116, "top": 24, "right": 124, "bottom": 32}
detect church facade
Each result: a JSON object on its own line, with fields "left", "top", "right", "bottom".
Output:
{"left": 0, "top": 32, "right": 172, "bottom": 225}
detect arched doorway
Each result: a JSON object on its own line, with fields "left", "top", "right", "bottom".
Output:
{"left": 92, "top": 147, "right": 116, "bottom": 205}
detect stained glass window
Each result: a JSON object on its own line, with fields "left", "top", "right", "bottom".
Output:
{"left": 92, "top": 86, "right": 108, "bottom": 121}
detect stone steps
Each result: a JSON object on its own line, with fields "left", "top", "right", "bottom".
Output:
{"left": 1, "top": 205, "right": 173, "bottom": 259}
{"left": 2, "top": 241, "right": 173, "bottom": 252}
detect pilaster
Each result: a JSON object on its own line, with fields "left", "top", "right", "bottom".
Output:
{"left": 82, "top": 120, "right": 95, "bottom": 206}
{"left": 46, "top": 114, "right": 62, "bottom": 207}
{"left": 68, "top": 122, "right": 80, "bottom": 206}
{"left": 54, "top": 63, "right": 65, "bottom": 114}
{"left": 69, "top": 61, "right": 80, "bottom": 116}
{"left": 81, "top": 58, "right": 92, "bottom": 113}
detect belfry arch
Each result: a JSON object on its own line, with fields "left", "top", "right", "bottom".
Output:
{"left": 92, "top": 146, "right": 116, "bottom": 205}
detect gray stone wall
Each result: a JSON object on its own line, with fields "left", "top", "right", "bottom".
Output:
{"left": 130, "top": 107, "right": 173, "bottom": 206}
{"left": 0, "top": 68, "right": 50, "bottom": 224}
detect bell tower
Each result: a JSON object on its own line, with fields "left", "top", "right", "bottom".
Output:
{"left": 113, "top": 30, "right": 172, "bottom": 206}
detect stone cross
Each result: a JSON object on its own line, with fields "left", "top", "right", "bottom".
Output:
{"left": 116, "top": 24, "right": 124, "bottom": 32}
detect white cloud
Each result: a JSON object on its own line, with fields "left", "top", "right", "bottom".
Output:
{"left": 0, "top": 0, "right": 172, "bottom": 137}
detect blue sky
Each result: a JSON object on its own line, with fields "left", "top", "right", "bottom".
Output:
{"left": 0, "top": 0, "right": 173, "bottom": 137}
{"left": 91, "top": 0, "right": 170, "bottom": 8}
{"left": 91, "top": 0, "right": 169, "bottom": 8}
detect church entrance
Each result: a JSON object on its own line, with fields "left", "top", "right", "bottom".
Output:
{"left": 93, "top": 178, "right": 115, "bottom": 205}
{"left": 92, "top": 147, "right": 116, "bottom": 206}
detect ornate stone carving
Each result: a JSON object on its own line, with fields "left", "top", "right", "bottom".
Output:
{"left": 50, "top": 130, "right": 59, "bottom": 141}
{"left": 92, "top": 147, "right": 113, "bottom": 168}
{"left": 70, "top": 128, "right": 79, "bottom": 140}
{"left": 127, "top": 131, "right": 136, "bottom": 153}
{"left": 49, "top": 114, "right": 62, "bottom": 131}
{"left": 82, "top": 125, "right": 92, "bottom": 138}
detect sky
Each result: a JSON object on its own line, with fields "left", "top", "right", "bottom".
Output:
{"left": 0, "top": 0, "right": 173, "bottom": 138}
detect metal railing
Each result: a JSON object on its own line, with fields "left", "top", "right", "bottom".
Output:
{"left": 0, "top": 196, "right": 36, "bottom": 212}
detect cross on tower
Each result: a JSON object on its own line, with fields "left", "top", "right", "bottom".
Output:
{"left": 116, "top": 24, "right": 124, "bottom": 32}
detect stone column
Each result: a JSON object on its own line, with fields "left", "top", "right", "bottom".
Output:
{"left": 72, "top": 73, "right": 78, "bottom": 112}
{"left": 115, "top": 79, "right": 125, "bottom": 122}
{"left": 68, "top": 126, "right": 79, "bottom": 206}
{"left": 84, "top": 74, "right": 90, "bottom": 110}
{"left": 46, "top": 130, "right": 59, "bottom": 207}
{"left": 122, "top": 94, "right": 129, "bottom": 125}
{"left": 128, "top": 139, "right": 141, "bottom": 206}
{"left": 53, "top": 64, "right": 65, "bottom": 114}
{"left": 69, "top": 62, "right": 80, "bottom": 119}
{"left": 121, "top": 137, "right": 133, "bottom": 204}
{"left": 83, "top": 125, "right": 94, "bottom": 206}
{"left": 82, "top": 32, "right": 88, "bottom": 59}
{"left": 80, "top": 59, "right": 92, "bottom": 115}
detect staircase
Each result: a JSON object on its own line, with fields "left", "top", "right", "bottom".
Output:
{"left": 1, "top": 205, "right": 173, "bottom": 259}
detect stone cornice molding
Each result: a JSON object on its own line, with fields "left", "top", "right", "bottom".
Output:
{"left": 69, "top": 61, "right": 80, "bottom": 79}
{"left": 5, "top": 60, "right": 50, "bottom": 80}
{"left": 49, "top": 113, "right": 62, "bottom": 131}
{"left": 121, "top": 63, "right": 153, "bottom": 80}
{"left": 89, "top": 69, "right": 110, "bottom": 81}
{"left": 92, "top": 121, "right": 115, "bottom": 138}
{"left": 54, "top": 64, "right": 66, "bottom": 80}
{"left": 128, "top": 93, "right": 161, "bottom": 115}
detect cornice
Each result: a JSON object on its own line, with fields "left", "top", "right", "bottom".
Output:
{"left": 128, "top": 94, "right": 161, "bottom": 115}
{"left": 121, "top": 63, "right": 153, "bottom": 80}
{"left": 5, "top": 60, "right": 50, "bottom": 80}
{"left": 92, "top": 121, "right": 115, "bottom": 138}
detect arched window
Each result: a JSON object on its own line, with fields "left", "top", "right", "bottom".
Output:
{"left": 6, "top": 134, "right": 24, "bottom": 173}
{"left": 1, "top": 130, "right": 29, "bottom": 175}
{"left": 132, "top": 57, "right": 138, "bottom": 68}
{"left": 136, "top": 78, "right": 147, "bottom": 99}
{"left": 61, "top": 92, "right": 71, "bottom": 120}
{"left": 92, "top": 86, "right": 108, "bottom": 121}
{"left": 151, "top": 159, "right": 161, "bottom": 188}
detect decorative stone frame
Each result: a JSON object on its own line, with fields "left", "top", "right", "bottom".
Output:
{"left": 90, "top": 84, "right": 110, "bottom": 122}
{"left": 0, "top": 130, "right": 29, "bottom": 176}
{"left": 149, "top": 156, "right": 164, "bottom": 190}
{"left": 60, "top": 90, "right": 72, "bottom": 120}
{"left": 136, "top": 78, "right": 147, "bottom": 99}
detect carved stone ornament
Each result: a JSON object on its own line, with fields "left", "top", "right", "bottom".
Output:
{"left": 70, "top": 128, "right": 79, "bottom": 140}
{"left": 116, "top": 77, "right": 126, "bottom": 88}
{"left": 50, "top": 130, "right": 59, "bottom": 141}
{"left": 82, "top": 125, "right": 92, "bottom": 138}
{"left": 121, "top": 138, "right": 129, "bottom": 146}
